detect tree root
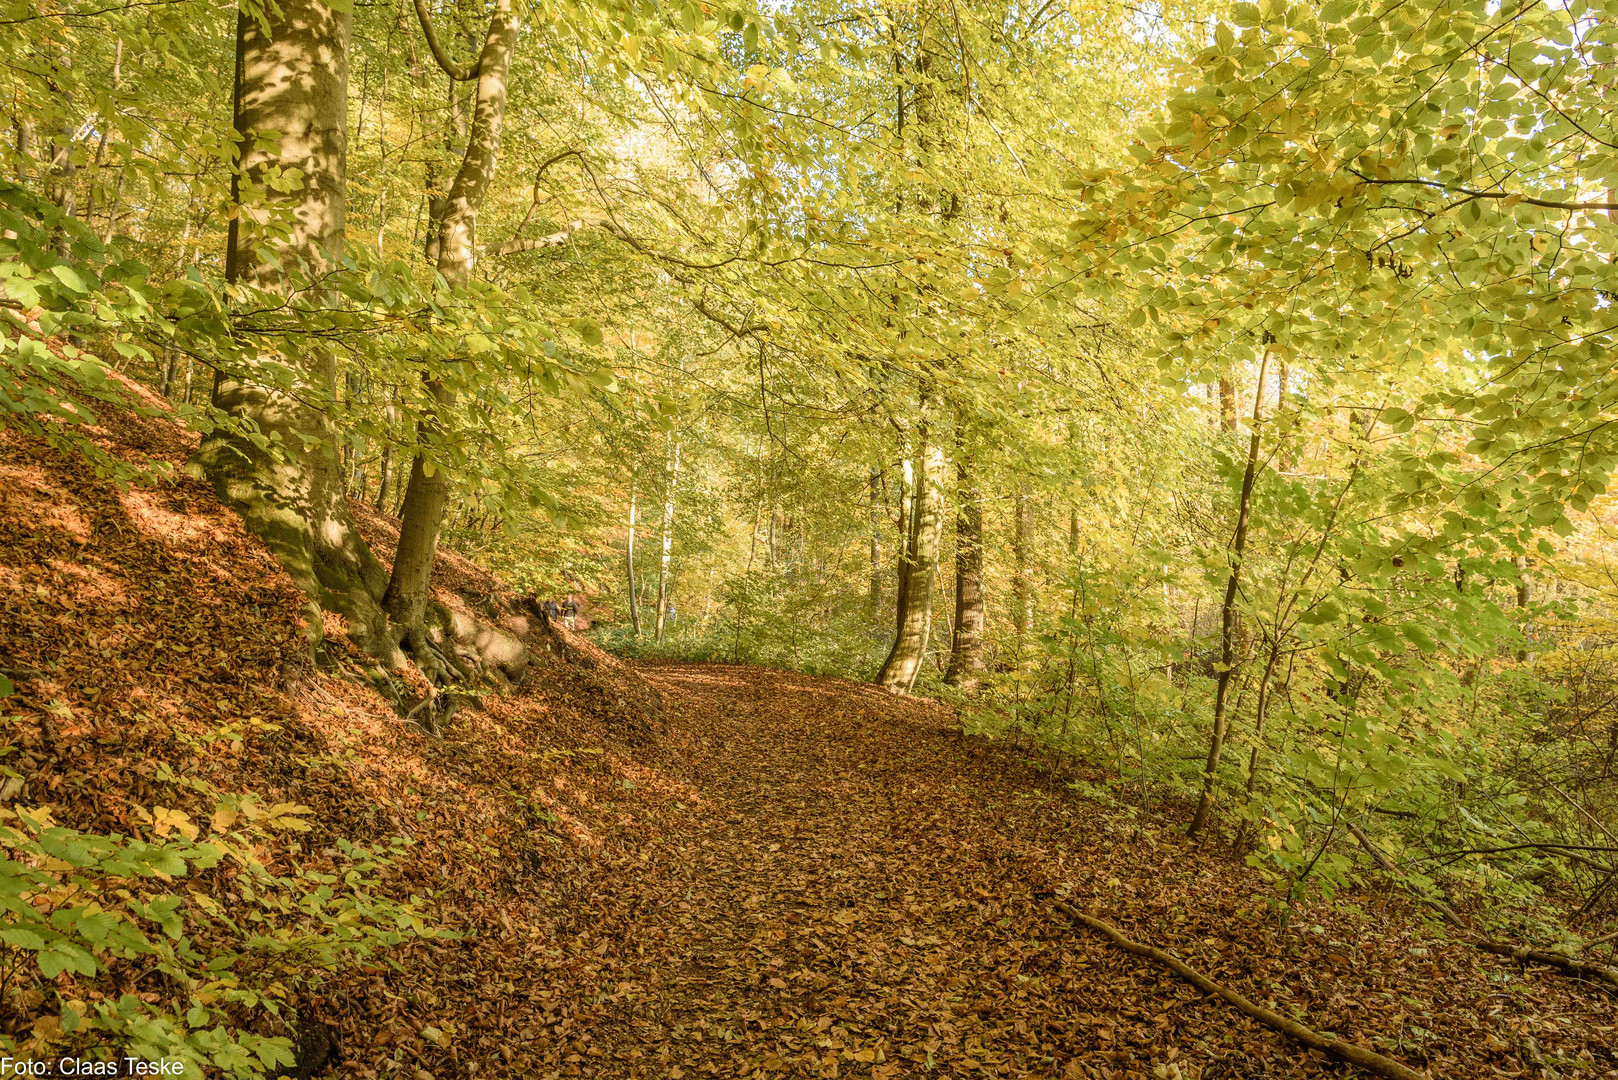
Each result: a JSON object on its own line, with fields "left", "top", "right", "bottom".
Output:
{"left": 1052, "top": 902, "right": 1428, "bottom": 1080}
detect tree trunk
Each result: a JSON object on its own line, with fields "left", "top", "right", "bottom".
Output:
{"left": 944, "top": 450, "right": 985, "bottom": 689}
{"left": 655, "top": 436, "right": 679, "bottom": 644}
{"left": 374, "top": 438, "right": 391, "bottom": 513}
{"left": 382, "top": 0, "right": 518, "bottom": 632}
{"left": 868, "top": 466, "right": 883, "bottom": 617}
{"left": 627, "top": 482, "right": 641, "bottom": 636}
{"left": 1013, "top": 487, "right": 1034, "bottom": 638}
{"left": 1219, "top": 376, "right": 1237, "bottom": 433}
{"left": 1188, "top": 346, "right": 1271, "bottom": 837}
{"left": 876, "top": 417, "right": 947, "bottom": 693}
{"left": 195, "top": 0, "right": 392, "bottom": 650}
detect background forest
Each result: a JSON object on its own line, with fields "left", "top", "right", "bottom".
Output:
{"left": 4, "top": 0, "right": 1618, "bottom": 1072}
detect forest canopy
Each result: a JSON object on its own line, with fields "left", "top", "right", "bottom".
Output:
{"left": 3, "top": 0, "right": 1618, "bottom": 1072}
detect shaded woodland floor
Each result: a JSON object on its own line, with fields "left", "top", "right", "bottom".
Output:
{"left": 1, "top": 391, "right": 1616, "bottom": 1079}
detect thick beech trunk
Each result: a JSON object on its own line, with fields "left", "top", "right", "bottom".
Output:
{"left": 1188, "top": 347, "right": 1271, "bottom": 837}
{"left": 876, "top": 420, "right": 946, "bottom": 693}
{"left": 196, "top": 0, "right": 392, "bottom": 648}
{"left": 944, "top": 452, "right": 985, "bottom": 689}
{"left": 383, "top": 0, "right": 518, "bottom": 631}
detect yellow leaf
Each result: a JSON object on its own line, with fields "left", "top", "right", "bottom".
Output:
{"left": 154, "top": 807, "right": 199, "bottom": 841}
{"left": 623, "top": 34, "right": 640, "bottom": 60}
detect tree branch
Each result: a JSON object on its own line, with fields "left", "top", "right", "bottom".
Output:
{"left": 412, "top": 0, "right": 481, "bottom": 81}
{"left": 1348, "top": 168, "right": 1618, "bottom": 212}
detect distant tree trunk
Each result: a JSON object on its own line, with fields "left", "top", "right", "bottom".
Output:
{"left": 868, "top": 467, "right": 883, "bottom": 617}
{"left": 1515, "top": 554, "right": 1532, "bottom": 662}
{"left": 876, "top": 415, "right": 947, "bottom": 693}
{"left": 1013, "top": 487, "right": 1034, "bottom": 638}
{"left": 655, "top": 436, "right": 680, "bottom": 644}
{"left": 383, "top": 0, "right": 518, "bottom": 639}
{"left": 1189, "top": 346, "right": 1271, "bottom": 838}
{"left": 944, "top": 449, "right": 985, "bottom": 689}
{"left": 195, "top": 0, "right": 393, "bottom": 650}
{"left": 1219, "top": 376, "right": 1237, "bottom": 433}
{"left": 374, "top": 439, "right": 391, "bottom": 513}
{"left": 627, "top": 482, "right": 642, "bottom": 636}
{"left": 45, "top": 52, "right": 76, "bottom": 257}
{"left": 83, "top": 39, "right": 121, "bottom": 239}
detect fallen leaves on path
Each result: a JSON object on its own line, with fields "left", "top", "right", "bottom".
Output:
{"left": 2, "top": 394, "right": 1615, "bottom": 1079}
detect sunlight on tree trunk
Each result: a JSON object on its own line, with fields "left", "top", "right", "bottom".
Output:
{"left": 384, "top": 0, "right": 518, "bottom": 635}
{"left": 627, "top": 481, "right": 641, "bottom": 637}
{"left": 945, "top": 449, "right": 985, "bottom": 689}
{"left": 655, "top": 436, "right": 679, "bottom": 644}
{"left": 877, "top": 418, "right": 946, "bottom": 693}
{"left": 195, "top": 0, "right": 392, "bottom": 651}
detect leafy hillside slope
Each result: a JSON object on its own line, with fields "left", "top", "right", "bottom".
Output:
{"left": 0, "top": 385, "right": 682, "bottom": 1075}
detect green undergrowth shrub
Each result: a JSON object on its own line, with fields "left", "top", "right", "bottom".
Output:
{"left": 958, "top": 559, "right": 1617, "bottom": 937}
{"left": 0, "top": 795, "right": 436, "bottom": 1077}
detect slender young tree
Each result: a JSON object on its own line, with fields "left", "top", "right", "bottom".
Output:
{"left": 655, "top": 435, "right": 680, "bottom": 643}
{"left": 1013, "top": 487, "right": 1034, "bottom": 639}
{"left": 626, "top": 480, "right": 642, "bottom": 636}
{"left": 1189, "top": 345, "right": 1272, "bottom": 837}
{"left": 868, "top": 466, "right": 883, "bottom": 617}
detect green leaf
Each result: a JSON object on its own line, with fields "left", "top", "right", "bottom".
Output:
{"left": 48, "top": 264, "right": 89, "bottom": 293}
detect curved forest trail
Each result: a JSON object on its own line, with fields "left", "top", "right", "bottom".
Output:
{"left": 533, "top": 663, "right": 1614, "bottom": 1080}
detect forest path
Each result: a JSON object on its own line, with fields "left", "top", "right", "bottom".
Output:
{"left": 592, "top": 662, "right": 1317, "bottom": 1080}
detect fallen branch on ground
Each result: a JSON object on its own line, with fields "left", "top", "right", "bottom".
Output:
{"left": 1347, "top": 822, "right": 1617, "bottom": 994}
{"left": 1346, "top": 822, "right": 1466, "bottom": 928}
{"left": 1473, "top": 942, "right": 1618, "bottom": 992}
{"left": 1052, "top": 902, "right": 1427, "bottom": 1080}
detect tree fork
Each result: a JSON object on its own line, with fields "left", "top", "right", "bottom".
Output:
{"left": 384, "top": 0, "right": 518, "bottom": 634}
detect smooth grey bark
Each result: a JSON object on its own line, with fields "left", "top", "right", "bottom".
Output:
{"left": 944, "top": 449, "right": 985, "bottom": 689}
{"left": 1189, "top": 347, "right": 1272, "bottom": 837}
{"left": 383, "top": 0, "right": 518, "bottom": 631}
{"left": 196, "top": 0, "right": 392, "bottom": 648}
{"left": 654, "top": 436, "right": 679, "bottom": 644}
{"left": 876, "top": 418, "right": 947, "bottom": 693}
{"left": 627, "top": 482, "right": 641, "bottom": 636}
